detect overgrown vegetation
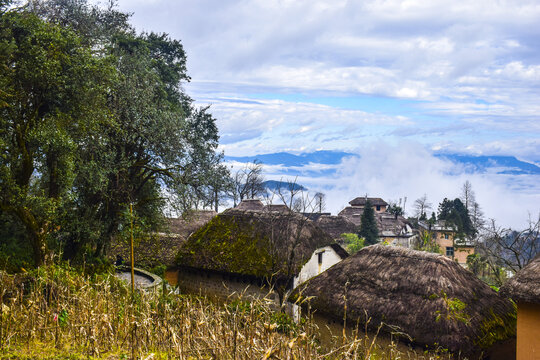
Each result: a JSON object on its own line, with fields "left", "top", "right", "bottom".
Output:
{"left": 341, "top": 233, "right": 365, "bottom": 254}
{"left": 0, "top": 264, "right": 458, "bottom": 359}
{"left": 0, "top": 0, "right": 229, "bottom": 270}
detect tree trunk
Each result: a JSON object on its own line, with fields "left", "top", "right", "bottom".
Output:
{"left": 13, "top": 207, "right": 46, "bottom": 267}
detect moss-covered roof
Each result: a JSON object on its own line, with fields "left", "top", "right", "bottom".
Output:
{"left": 176, "top": 209, "right": 336, "bottom": 279}
{"left": 291, "top": 245, "right": 516, "bottom": 355}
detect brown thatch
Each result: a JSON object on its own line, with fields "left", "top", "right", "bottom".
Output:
{"left": 377, "top": 213, "right": 413, "bottom": 237}
{"left": 264, "top": 204, "right": 289, "bottom": 213}
{"left": 349, "top": 197, "right": 388, "bottom": 206}
{"left": 316, "top": 215, "right": 357, "bottom": 241}
{"left": 176, "top": 208, "right": 336, "bottom": 279}
{"left": 337, "top": 206, "right": 363, "bottom": 225}
{"left": 109, "top": 210, "right": 216, "bottom": 267}
{"left": 501, "top": 253, "right": 540, "bottom": 304}
{"left": 235, "top": 199, "right": 265, "bottom": 211}
{"left": 291, "top": 245, "right": 516, "bottom": 355}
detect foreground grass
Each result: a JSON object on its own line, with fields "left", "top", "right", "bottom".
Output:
{"left": 0, "top": 265, "right": 453, "bottom": 359}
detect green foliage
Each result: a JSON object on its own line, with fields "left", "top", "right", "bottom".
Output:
{"left": 0, "top": 1, "right": 229, "bottom": 268}
{"left": 358, "top": 200, "right": 379, "bottom": 245}
{"left": 415, "top": 231, "right": 441, "bottom": 254}
{"left": 432, "top": 291, "right": 470, "bottom": 325}
{"left": 438, "top": 198, "right": 474, "bottom": 237}
{"left": 341, "top": 233, "right": 365, "bottom": 254}
{"left": 269, "top": 311, "right": 298, "bottom": 335}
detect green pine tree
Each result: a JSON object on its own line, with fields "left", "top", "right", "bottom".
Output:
{"left": 358, "top": 200, "right": 379, "bottom": 245}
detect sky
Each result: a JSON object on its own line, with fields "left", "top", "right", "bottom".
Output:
{"left": 111, "top": 0, "right": 540, "bottom": 228}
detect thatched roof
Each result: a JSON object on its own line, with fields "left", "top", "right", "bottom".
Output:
{"left": 109, "top": 210, "right": 216, "bottom": 267}
{"left": 291, "top": 245, "right": 516, "bottom": 355}
{"left": 349, "top": 197, "right": 388, "bottom": 206}
{"left": 337, "top": 206, "right": 363, "bottom": 225}
{"left": 176, "top": 208, "right": 336, "bottom": 279}
{"left": 316, "top": 215, "right": 357, "bottom": 241}
{"left": 501, "top": 253, "right": 540, "bottom": 304}
{"left": 235, "top": 199, "right": 265, "bottom": 211}
{"left": 377, "top": 213, "right": 413, "bottom": 237}
{"left": 265, "top": 204, "right": 289, "bottom": 213}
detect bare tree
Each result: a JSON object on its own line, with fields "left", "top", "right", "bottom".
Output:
{"left": 231, "top": 161, "right": 265, "bottom": 206}
{"left": 475, "top": 215, "right": 540, "bottom": 286}
{"left": 413, "top": 194, "right": 432, "bottom": 219}
{"left": 460, "top": 181, "right": 485, "bottom": 236}
{"left": 461, "top": 180, "right": 475, "bottom": 213}
{"left": 470, "top": 201, "right": 485, "bottom": 233}
{"left": 264, "top": 179, "right": 318, "bottom": 308}
{"left": 314, "top": 192, "right": 326, "bottom": 213}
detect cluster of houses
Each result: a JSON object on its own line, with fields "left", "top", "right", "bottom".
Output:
{"left": 111, "top": 195, "right": 539, "bottom": 359}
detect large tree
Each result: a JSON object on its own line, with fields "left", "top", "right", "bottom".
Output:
{"left": 0, "top": 8, "right": 114, "bottom": 265}
{"left": 438, "top": 198, "right": 474, "bottom": 238}
{"left": 1, "top": 1, "right": 228, "bottom": 266}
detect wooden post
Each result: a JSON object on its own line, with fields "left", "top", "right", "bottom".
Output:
{"left": 130, "top": 203, "right": 135, "bottom": 360}
{"left": 130, "top": 203, "right": 135, "bottom": 294}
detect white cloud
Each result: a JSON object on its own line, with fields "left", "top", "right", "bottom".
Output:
{"left": 289, "top": 143, "right": 540, "bottom": 229}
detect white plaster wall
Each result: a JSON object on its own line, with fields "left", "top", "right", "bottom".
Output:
{"left": 293, "top": 246, "right": 343, "bottom": 289}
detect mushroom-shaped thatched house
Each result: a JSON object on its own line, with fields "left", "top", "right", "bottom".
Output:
{"left": 291, "top": 245, "right": 516, "bottom": 357}
{"left": 501, "top": 254, "right": 540, "bottom": 360}
{"left": 174, "top": 205, "right": 348, "bottom": 304}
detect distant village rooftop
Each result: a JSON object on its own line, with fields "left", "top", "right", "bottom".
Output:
{"left": 348, "top": 197, "right": 388, "bottom": 206}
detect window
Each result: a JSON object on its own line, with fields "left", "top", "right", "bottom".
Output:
{"left": 318, "top": 252, "right": 324, "bottom": 265}
{"left": 446, "top": 247, "right": 454, "bottom": 257}
{"left": 376, "top": 205, "right": 381, "bottom": 211}
{"left": 444, "top": 234, "right": 449, "bottom": 239}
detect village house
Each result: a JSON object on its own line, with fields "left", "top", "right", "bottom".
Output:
{"left": 291, "top": 245, "right": 516, "bottom": 359}
{"left": 501, "top": 254, "right": 540, "bottom": 360}
{"left": 171, "top": 199, "right": 348, "bottom": 305}
{"left": 334, "top": 196, "right": 417, "bottom": 246}
{"left": 377, "top": 212, "right": 418, "bottom": 247}
{"left": 109, "top": 209, "right": 217, "bottom": 270}
{"left": 418, "top": 220, "right": 475, "bottom": 266}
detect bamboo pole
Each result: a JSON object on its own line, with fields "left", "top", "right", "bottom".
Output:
{"left": 130, "top": 203, "right": 135, "bottom": 294}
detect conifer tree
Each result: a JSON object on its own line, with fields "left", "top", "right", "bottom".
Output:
{"left": 358, "top": 200, "right": 379, "bottom": 245}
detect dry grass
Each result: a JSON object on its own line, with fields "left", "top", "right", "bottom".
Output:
{"left": 0, "top": 265, "right": 454, "bottom": 359}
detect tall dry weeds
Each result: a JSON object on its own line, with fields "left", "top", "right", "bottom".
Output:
{"left": 0, "top": 265, "right": 455, "bottom": 359}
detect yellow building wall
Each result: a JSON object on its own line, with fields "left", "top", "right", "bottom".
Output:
{"left": 517, "top": 302, "right": 540, "bottom": 360}
{"left": 435, "top": 232, "right": 454, "bottom": 249}
{"left": 455, "top": 247, "right": 474, "bottom": 265}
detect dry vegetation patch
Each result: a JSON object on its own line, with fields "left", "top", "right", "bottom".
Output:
{"left": 1, "top": 265, "right": 456, "bottom": 359}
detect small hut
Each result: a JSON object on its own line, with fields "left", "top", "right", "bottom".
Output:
{"left": 501, "top": 254, "right": 540, "bottom": 360}
{"left": 175, "top": 208, "right": 347, "bottom": 304}
{"left": 291, "top": 245, "right": 516, "bottom": 357}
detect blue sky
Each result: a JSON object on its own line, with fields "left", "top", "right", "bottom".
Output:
{"left": 113, "top": 0, "right": 540, "bottom": 228}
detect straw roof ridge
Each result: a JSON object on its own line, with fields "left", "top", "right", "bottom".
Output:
{"left": 349, "top": 197, "right": 388, "bottom": 206}
{"left": 500, "top": 252, "right": 540, "bottom": 304}
{"left": 291, "top": 245, "right": 516, "bottom": 355}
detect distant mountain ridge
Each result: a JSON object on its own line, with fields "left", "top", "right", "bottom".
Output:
{"left": 263, "top": 180, "right": 307, "bottom": 191}
{"left": 435, "top": 154, "right": 540, "bottom": 175}
{"left": 226, "top": 151, "right": 540, "bottom": 176}
{"left": 225, "top": 150, "right": 357, "bottom": 166}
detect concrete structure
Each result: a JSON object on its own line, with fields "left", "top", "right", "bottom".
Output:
{"left": 418, "top": 220, "right": 475, "bottom": 266}
{"left": 501, "top": 254, "right": 540, "bottom": 360}
{"left": 293, "top": 244, "right": 349, "bottom": 288}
